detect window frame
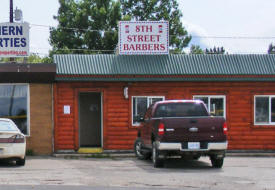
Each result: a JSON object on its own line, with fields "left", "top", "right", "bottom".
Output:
{"left": 0, "top": 83, "right": 30, "bottom": 136}
{"left": 254, "top": 95, "right": 275, "bottom": 125}
{"left": 131, "top": 96, "right": 165, "bottom": 126}
{"left": 193, "top": 95, "right": 226, "bottom": 118}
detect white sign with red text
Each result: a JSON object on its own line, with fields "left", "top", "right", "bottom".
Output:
{"left": 0, "top": 22, "right": 29, "bottom": 57}
{"left": 119, "top": 21, "right": 169, "bottom": 55}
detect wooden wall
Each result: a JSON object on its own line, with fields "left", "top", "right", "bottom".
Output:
{"left": 54, "top": 81, "right": 275, "bottom": 151}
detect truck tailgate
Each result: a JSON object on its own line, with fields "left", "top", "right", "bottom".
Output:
{"left": 160, "top": 117, "right": 226, "bottom": 142}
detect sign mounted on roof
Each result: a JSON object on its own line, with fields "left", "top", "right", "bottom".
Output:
{"left": 119, "top": 21, "right": 169, "bottom": 55}
{"left": 0, "top": 22, "right": 29, "bottom": 57}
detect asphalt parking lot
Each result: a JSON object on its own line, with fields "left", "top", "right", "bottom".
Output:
{"left": 0, "top": 156, "right": 274, "bottom": 190}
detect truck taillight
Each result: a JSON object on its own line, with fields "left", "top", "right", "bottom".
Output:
{"left": 223, "top": 122, "right": 228, "bottom": 135}
{"left": 158, "top": 123, "right": 165, "bottom": 136}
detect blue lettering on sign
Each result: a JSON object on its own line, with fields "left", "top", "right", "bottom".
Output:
{"left": 9, "top": 26, "right": 15, "bottom": 35}
{"left": 14, "top": 38, "right": 20, "bottom": 47}
{"left": 0, "top": 37, "right": 27, "bottom": 47}
{"left": 0, "top": 24, "right": 27, "bottom": 49}
{"left": 15, "top": 26, "right": 23, "bottom": 35}
{"left": 3, "top": 38, "right": 9, "bottom": 47}
{"left": 10, "top": 38, "right": 13, "bottom": 47}
{"left": 2, "top": 26, "right": 8, "bottom": 35}
{"left": 0, "top": 25, "right": 23, "bottom": 35}
{"left": 21, "top": 38, "right": 26, "bottom": 47}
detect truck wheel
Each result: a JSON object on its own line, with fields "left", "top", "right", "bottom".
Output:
{"left": 134, "top": 138, "right": 150, "bottom": 160}
{"left": 210, "top": 157, "right": 224, "bottom": 168}
{"left": 193, "top": 155, "right": 201, "bottom": 160}
{"left": 152, "top": 142, "right": 164, "bottom": 168}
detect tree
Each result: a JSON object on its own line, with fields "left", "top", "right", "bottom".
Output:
{"left": 0, "top": 54, "right": 51, "bottom": 63}
{"left": 121, "top": 0, "right": 191, "bottom": 53}
{"left": 50, "top": 0, "right": 191, "bottom": 54}
{"left": 268, "top": 43, "right": 275, "bottom": 54}
{"left": 190, "top": 45, "right": 204, "bottom": 54}
{"left": 50, "top": 0, "right": 121, "bottom": 54}
{"left": 205, "top": 46, "right": 225, "bottom": 54}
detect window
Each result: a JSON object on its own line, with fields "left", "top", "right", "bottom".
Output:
{"left": 193, "top": 95, "right": 226, "bottom": 118}
{"left": 154, "top": 102, "right": 209, "bottom": 118}
{"left": 0, "top": 84, "right": 29, "bottom": 135}
{"left": 0, "top": 120, "right": 18, "bottom": 132}
{"left": 254, "top": 95, "right": 275, "bottom": 125}
{"left": 132, "top": 96, "right": 164, "bottom": 125}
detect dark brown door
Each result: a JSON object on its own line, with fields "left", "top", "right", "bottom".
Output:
{"left": 79, "top": 92, "right": 101, "bottom": 147}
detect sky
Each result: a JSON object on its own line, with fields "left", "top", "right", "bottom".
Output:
{"left": 0, "top": 0, "right": 274, "bottom": 56}
{"left": 179, "top": 0, "right": 275, "bottom": 54}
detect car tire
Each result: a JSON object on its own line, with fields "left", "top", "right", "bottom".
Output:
{"left": 152, "top": 141, "right": 164, "bottom": 168}
{"left": 16, "top": 157, "right": 25, "bottom": 166}
{"left": 134, "top": 138, "right": 151, "bottom": 160}
{"left": 210, "top": 157, "right": 223, "bottom": 168}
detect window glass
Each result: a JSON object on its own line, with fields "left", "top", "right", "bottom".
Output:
{"left": 144, "top": 106, "right": 152, "bottom": 120}
{"left": 210, "top": 98, "right": 224, "bottom": 116}
{"left": 0, "top": 85, "right": 28, "bottom": 134}
{"left": 255, "top": 97, "right": 269, "bottom": 123}
{"left": 154, "top": 103, "right": 209, "bottom": 117}
{"left": 194, "top": 97, "right": 208, "bottom": 108}
{"left": 132, "top": 96, "right": 164, "bottom": 125}
{"left": 194, "top": 96, "right": 225, "bottom": 117}
{"left": 0, "top": 120, "right": 18, "bottom": 131}
{"left": 149, "top": 97, "right": 163, "bottom": 105}
{"left": 133, "top": 97, "right": 147, "bottom": 124}
{"left": 272, "top": 98, "right": 275, "bottom": 122}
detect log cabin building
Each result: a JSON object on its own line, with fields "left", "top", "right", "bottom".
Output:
{"left": 53, "top": 54, "right": 275, "bottom": 153}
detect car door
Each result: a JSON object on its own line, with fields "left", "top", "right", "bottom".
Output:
{"left": 141, "top": 105, "right": 154, "bottom": 147}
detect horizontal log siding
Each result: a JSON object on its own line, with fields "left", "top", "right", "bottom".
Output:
{"left": 54, "top": 81, "right": 275, "bottom": 151}
{"left": 105, "top": 85, "right": 137, "bottom": 150}
{"left": 54, "top": 84, "right": 75, "bottom": 150}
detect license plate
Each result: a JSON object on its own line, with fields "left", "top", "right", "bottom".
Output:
{"left": 188, "top": 142, "right": 200, "bottom": 149}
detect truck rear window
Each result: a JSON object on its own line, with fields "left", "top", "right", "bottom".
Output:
{"left": 154, "top": 102, "right": 209, "bottom": 117}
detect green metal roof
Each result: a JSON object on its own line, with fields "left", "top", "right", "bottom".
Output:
{"left": 54, "top": 54, "right": 275, "bottom": 81}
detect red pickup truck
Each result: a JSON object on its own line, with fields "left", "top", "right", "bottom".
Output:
{"left": 134, "top": 100, "right": 228, "bottom": 168}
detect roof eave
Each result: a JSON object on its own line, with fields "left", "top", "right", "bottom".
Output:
{"left": 55, "top": 76, "right": 275, "bottom": 82}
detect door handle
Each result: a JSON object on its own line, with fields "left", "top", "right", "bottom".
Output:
{"left": 189, "top": 127, "right": 198, "bottom": 132}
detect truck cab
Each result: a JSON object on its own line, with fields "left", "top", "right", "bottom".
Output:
{"left": 134, "top": 100, "right": 228, "bottom": 168}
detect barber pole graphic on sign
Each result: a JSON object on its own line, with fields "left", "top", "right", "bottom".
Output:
{"left": 119, "top": 21, "right": 169, "bottom": 55}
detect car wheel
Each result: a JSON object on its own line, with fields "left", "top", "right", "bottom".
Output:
{"left": 152, "top": 141, "right": 164, "bottom": 168}
{"left": 134, "top": 138, "right": 150, "bottom": 160}
{"left": 16, "top": 157, "right": 25, "bottom": 166}
{"left": 210, "top": 157, "right": 223, "bottom": 168}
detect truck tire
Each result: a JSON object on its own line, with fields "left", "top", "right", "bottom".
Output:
{"left": 210, "top": 157, "right": 224, "bottom": 168}
{"left": 134, "top": 138, "right": 151, "bottom": 160}
{"left": 193, "top": 155, "right": 201, "bottom": 160}
{"left": 152, "top": 141, "right": 164, "bottom": 168}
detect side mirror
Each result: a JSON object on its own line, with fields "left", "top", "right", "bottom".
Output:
{"left": 138, "top": 116, "right": 145, "bottom": 122}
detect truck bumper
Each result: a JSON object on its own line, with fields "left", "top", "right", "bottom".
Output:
{"left": 157, "top": 141, "right": 228, "bottom": 151}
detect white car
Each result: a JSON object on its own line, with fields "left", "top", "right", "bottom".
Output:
{"left": 0, "top": 118, "right": 26, "bottom": 166}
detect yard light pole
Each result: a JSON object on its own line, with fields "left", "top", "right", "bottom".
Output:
{"left": 10, "top": 0, "right": 13, "bottom": 23}
{"left": 10, "top": 0, "right": 14, "bottom": 62}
